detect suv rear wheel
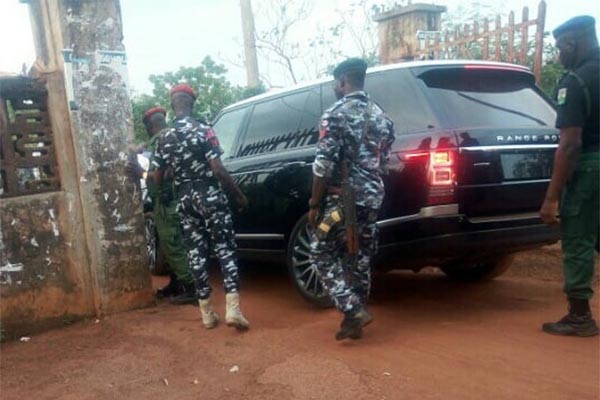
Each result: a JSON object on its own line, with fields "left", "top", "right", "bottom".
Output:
{"left": 440, "top": 254, "right": 514, "bottom": 282}
{"left": 286, "top": 215, "right": 333, "bottom": 308}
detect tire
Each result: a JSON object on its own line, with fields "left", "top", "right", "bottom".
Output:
{"left": 286, "top": 215, "right": 333, "bottom": 308}
{"left": 144, "top": 213, "right": 168, "bottom": 275}
{"left": 440, "top": 254, "right": 515, "bottom": 282}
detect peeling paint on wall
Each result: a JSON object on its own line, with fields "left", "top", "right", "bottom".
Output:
{"left": 0, "top": 262, "right": 24, "bottom": 272}
{"left": 0, "top": 261, "right": 24, "bottom": 286}
{"left": 48, "top": 209, "right": 60, "bottom": 237}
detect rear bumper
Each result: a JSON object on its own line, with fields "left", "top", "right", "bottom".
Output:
{"left": 376, "top": 205, "right": 560, "bottom": 268}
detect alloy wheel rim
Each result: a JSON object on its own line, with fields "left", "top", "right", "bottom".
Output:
{"left": 144, "top": 218, "right": 157, "bottom": 271}
{"left": 291, "top": 223, "right": 326, "bottom": 299}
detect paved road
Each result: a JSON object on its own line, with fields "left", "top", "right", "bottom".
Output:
{"left": 1, "top": 260, "right": 598, "bottom": 400}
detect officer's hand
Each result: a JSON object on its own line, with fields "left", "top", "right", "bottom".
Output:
{"left": 539, "top": 198, "right": 559, "bottom": 225}
{"left": 308, "top": 208, "right": 319, "bottom": 229}
{"left": 126, "top": 161, "right": 144, "bottom": 181}
{"left": 235, "top": 193, "right": 249, "bottom": 213}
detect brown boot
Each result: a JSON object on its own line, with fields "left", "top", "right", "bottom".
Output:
{"left": 198, "top": 298, "right": 219, "bottom": 329}
{"left": 225, "top": 293, "right": 250, "bottom": 331}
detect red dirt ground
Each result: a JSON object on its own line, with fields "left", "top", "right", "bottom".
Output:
{"left": 1, "top": 245, "right": 598, "bottom": 400}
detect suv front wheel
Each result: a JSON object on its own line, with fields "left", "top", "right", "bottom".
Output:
{"left": 286, "top": 215, "right": 333, "bottom": 308}
{"left": 144, "top": 213, "right": 168, "bottom": 275}
{"left": 440, "top": 254, "right": 515, "bottom": 282}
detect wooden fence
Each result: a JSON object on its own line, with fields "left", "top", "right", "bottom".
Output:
{"left": 417, "top": 1, "right": 546, "bottom": 83}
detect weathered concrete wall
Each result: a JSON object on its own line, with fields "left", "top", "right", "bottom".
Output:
{"left": 0, "top": 0, "right": 152, "bottom": 337}
{"left": 0, "top": 192, "right": 93, "bottom": 337}
{"left": 56, "top": 0, "right": 152, "bottom": 313}
{"left": 375, "top": 4, "right": 446, "bottom": 63}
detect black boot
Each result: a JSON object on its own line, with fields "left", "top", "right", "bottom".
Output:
{"left": 335, "top": 312, "right": 363, "bottom": 341}
{"left": 542, "top": 298, "right": 599, "bottom": 337}
{"left": 170, "top": 282, "right": 198, "bottom": 305}
{"left": 156, "top": 274, "right": 181, "bottom": 298}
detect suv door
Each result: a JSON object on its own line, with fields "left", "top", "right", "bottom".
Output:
{"left": 225, "top": 87, "right": 321, "bottom": 253}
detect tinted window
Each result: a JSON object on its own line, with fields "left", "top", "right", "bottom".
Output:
{"left": 418, "top": 68, "right": 556, "bottom": 128}
{"left": 321, "top": 70, "right": 437, "bottom": 134}
{"left": 212, "top": 107, "right": 247, "bottom": 158}
{"left": 367, "top": 70, "right": 437, "bottom": 134}
{"left": 240, "top": 89, "right": 320, "bottom": 156}
{"left": 321, "top": 83, "right": 337, "bottom": 111}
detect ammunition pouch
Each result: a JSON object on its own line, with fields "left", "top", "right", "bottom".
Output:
{"left": 315, "top": 208, "right": 344, "bottom": 240}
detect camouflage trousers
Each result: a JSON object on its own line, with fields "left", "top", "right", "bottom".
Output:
{"left": 176, "top": 182, "right": 240, "bottom": 300}
{"left": 310, "top": 195, "right": 379, "bottom": 315}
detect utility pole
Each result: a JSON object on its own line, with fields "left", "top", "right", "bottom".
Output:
{"left": 240, "top": 0, "right": 260, "bottom": 87}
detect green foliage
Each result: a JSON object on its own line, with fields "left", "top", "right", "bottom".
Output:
{"left": 130, "top": 56, "right": 265, "bottom": 144}
{"left": 539, "top": 43, "right": 565, "bottom": 98}
{"left": 131, "top": 94, "right": 161, "bottom": 144}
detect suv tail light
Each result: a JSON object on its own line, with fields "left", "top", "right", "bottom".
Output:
{"left": 427, "top": 150, "right": 456, "bottom": 205}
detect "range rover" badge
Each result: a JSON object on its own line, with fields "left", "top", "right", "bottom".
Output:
{"left": 496, "top": 134, "right": 559, "bottom": 143}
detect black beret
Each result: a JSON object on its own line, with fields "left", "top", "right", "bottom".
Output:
{"left": 553, "top": 15, "right": 595, "bottom": 39}
{"left": 333, "top": 58, "right": 368, "bottom": 79}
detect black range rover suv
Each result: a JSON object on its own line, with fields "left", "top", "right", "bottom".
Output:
{"left": 212, "top": 60, "right": 560, "bottom": 306}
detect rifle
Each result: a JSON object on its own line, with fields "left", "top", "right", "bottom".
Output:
{"left": 314, "top": 101, "right": 372, "bottom": 260}
{"left": 341, "top": 160, "right": 358, "bottom": 256}
{"left": 341, "top": 101, "right": 372, "bottom": 259}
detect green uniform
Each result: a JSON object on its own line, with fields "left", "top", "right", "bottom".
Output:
{"left": 555, "top": 47, "right": 599, "bottom": 300}
{"left": 147, "top": 133, "right": 193, "bottom": 285}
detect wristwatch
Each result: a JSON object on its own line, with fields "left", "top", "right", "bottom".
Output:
{"left": 308, "top": 198, "right": 320, "bottom": 209}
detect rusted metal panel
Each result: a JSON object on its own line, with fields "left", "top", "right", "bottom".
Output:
{"left": 0, "top": 76, "right": 60, "bottom": 198}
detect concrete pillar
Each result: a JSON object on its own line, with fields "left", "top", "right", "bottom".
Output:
{"left": 374, "top": 3, "right": 447, "bottom": 63}
{"left": 27, "top": 0, "right": 152, "bottom": 315}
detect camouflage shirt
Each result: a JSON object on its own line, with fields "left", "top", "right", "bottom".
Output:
{"left": 313, "top": 91, "right": 395, "bottom": 209}
{"left": 153, "top": 116, "right": 223, "bottom": 187}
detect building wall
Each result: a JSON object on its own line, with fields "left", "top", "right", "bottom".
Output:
{"left": 0, "top": 0, "right": 153, "bottom": 338}
{"left": 375, "top": 5, "right": 446, "bottom": 63}
{"left": 0, "top": 192, "right": 94, "bottom": 336}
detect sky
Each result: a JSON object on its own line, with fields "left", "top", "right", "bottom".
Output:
{"left": 1, "top": 0, "right": 599, "bottom": 95}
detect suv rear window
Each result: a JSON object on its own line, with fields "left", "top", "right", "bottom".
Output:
{"left": 418, "top": 67, "right": 556, "bottom": 129}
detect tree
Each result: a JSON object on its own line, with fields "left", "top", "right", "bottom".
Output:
{"left": 130, "top": 56, "right": 265, "bottom": 144}
{"left": 539, "top": 42, "right": 564, "bottom": 98}
{"left": 254, "top": 0, "right": 314, "bottom": 84}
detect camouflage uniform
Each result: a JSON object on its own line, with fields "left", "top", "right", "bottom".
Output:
{"left": 147, "top": 132, "right": 194, "bottom": 286}
{"left": 154, "top": 116, "right": 240, "bottom": 300}
{"left": 310, "top": 91, "right": 395, "bottom": 314}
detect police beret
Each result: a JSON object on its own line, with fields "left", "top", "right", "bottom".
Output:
{"left": 333, "top": 58, "right": 368, "bottom": 79}
{"left": 142, "top": 106, "right": 166, "bottom": 123}
{"left": 553, "top": 15, "right": 595, "bottom": 39}
{"left": 170, "top": 83, "right": 197, "bottom": 100}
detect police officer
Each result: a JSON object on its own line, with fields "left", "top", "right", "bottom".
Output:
{"left": 154, "top": 84, "right": 250, "bottom": 330}
{"left": 540, "top": 16, "right": 599, "bottom": 337}
{"left": 308, "top": 58, "right": 395, "bottom": 340}
{"left": 127, "top": 107, "right": 196, "bottom": 304}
